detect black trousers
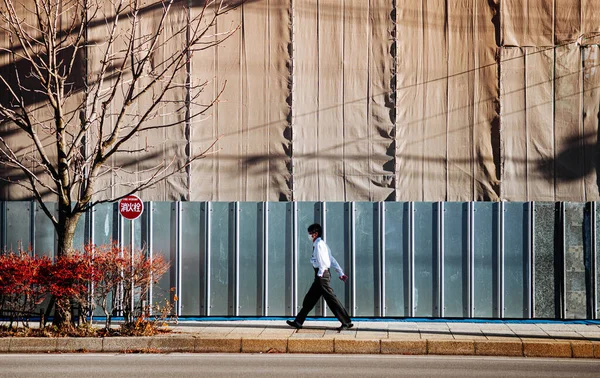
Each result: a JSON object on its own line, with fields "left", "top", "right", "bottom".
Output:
{"left": 294, "top": 269, "right": 351, "bottom": 325}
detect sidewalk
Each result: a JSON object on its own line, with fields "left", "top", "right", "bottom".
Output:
{"left": 2, "top": 319, "right": 600, "bottom": 357}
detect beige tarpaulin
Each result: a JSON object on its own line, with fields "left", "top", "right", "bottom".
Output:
{"left": 191, "top": 1, "right": 291, "bottom": 201}
{"left": 396, "top": 0, "right": 499, "bottom": 201}
{"left": 3, "top": 0, "right": 600, "bottom": 202}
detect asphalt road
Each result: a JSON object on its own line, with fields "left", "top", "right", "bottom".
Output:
{"left": 1, "top": 354, "right": 599, "bottom": 378}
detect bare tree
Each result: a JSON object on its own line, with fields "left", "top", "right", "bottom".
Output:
{"left": 0, "top": 0, "right": 237, "bottom": 326}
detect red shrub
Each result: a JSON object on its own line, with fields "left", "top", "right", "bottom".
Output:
{"left": 0, "top": 251, "right": 50, "bottom": 326}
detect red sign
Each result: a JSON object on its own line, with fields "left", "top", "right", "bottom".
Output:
{"left": 119, "top": 195, "right": 144, "bottom": 220}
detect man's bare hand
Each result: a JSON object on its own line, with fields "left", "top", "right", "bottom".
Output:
{"left": 340, "top": 274, "right": 348, "bottom": 283}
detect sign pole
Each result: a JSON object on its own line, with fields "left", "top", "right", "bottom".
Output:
{"left": 131, "top": 218, "right": 135, "bottom": 320}
{"left": 118, "top": 195, "right": 144, "bottom": 322}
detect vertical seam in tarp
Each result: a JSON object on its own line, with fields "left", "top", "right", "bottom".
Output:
{"left": 367, "top": 0, "right": 372, "bottom": 201}
{"left": 580, "top": 46, "right": 585, "bottom": 199}
{"left": 342, "top": 1, "right": 347, "bottom": 200}
{"left": 215, "top": 15, "right": 220, "bottom": 201}
{"left": 185, "top": 0, "right": 192, "bottom": 201}
{"left": 552, "top": 46, "right": 557, "bottom": 200}
{"left": 391, "top": 0, "right": 398, "bottom": 201}
{"left": 472, "top": 0, "right": 476, "bottom": 199}
{"left": 289, "top": 0, "right": 295, "bottom": 201}
{"left": 498, "top": 47, "right": 503, "bottom": 200}
{"left": 524, "top": 50, "right": 529, "bottom": 200}
{"left": 266, "top": 0, "right": 272, "bottom": 199}
{"left": 444, "top": 0, "right": 449, "bottom": 200}
{"left": 316, "top": 0, "right": 321, "bottom": 198}
{"left": 420, "top": 0, "right": 425, "bottom": 200}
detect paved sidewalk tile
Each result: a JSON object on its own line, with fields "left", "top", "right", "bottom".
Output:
{"left": 481, "top": 330, "right": 518, "bottom": 340}
{"left": 198, "top": 327, "right": 235, "bottom": 335}
{"left": 416, "top": 323, "right": 450, "bottom": 330}
{"left": 228, "top": 328, "right": 263, "bottom": 337}
{"left": 420, "top": 332, "right": 454, "bottom": 340}
{"left": 294, "top": 328, "right": 325, "bottom": 336}
{"left": 546, "top": 331, "right": 584, "bottom": 341}
{"left": 388, "top": 332, "right": 421, "bottom": 340}
{"left": 356, "top": 331, "right": 388, "bottom": 339}
{"left": 537, "top": 324, "right": 574, "bottom": 332}
{"left": 258, "top": 329, "right": 296, "bottom": 338}
{"left": 576, "top": 332, "right": 600, "bottom": 341}
{"left": 568, "top": 324, "right": 600, "bottom": 332}
{"left": 451, "top": 330, "right": 487, "bottom": 340}
{"left": 517, "top": 332, "right": 554, "bottom": 341}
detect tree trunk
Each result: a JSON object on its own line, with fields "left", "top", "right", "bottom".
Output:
{"left": 52, "top": 208, "right": 82, "bottom": 328}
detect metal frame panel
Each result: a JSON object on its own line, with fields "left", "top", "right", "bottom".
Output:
{"left": 472, "top": 202, "right": 498, "bottom": 318}
{"left": 442, "top": 202, "right": 469, "bottom": 317}
{"left": 237, "top": 202, "right": 261, "bottom": 316}
{"left": 3, "top": 200, "right": 598, "bottom": 319}
{"left": 503, "top": 202, "right": 529, "bottom": 318}
{"left": 180, "top": 201, "right": 202, "bottom": 316}
{"left": 412, "top": 202, "right": 439, "bottom": 317}
{"left": 323, "top": 202, "right": 351, "bottom": 317}
{"left": 383, "top": 201, "right": 409, "bottom": 317}
{"left": 353, "top": 202, "right": 379, "bottom": 316}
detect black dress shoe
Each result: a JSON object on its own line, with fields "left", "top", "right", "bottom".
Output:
{"left": 286, "top": 320, "right": 302, "bottom": 329}
{"left": 338, "top": 322, "right": 354, "bottom": 331}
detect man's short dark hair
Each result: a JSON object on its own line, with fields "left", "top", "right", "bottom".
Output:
{"left": 307, "top": 223, "right": 322, "bottom": 238}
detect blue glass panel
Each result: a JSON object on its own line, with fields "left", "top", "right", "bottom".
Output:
{"left": 181, "top": 202, "right": 202, "bottom": 316}
{"left": 93, "top": 203, "right": 115, "bottom": 246}
{"left": 34, "top": 202, "right": 56, "bottom": 258}
{"left": 413, "top": 202, "right": 439, "bottom": 317}
{"left": 443, "top": 202, "right": 468, "bottom": 317}
{"left": 5, "top": 201, "right": 31, "bottom": 252}
{"left": 324, "top": 202, "right": 350, "bottom": 314}
{"left": 266, "top": 202, "right": 293, "bottom": 316}
{"left": 473, "top": 202, "right": 499, "bottom": 317}
{"left": 384, "top": 202, "right": 409, "bottom": 316}
{"left": 533, "top": 202, "right": 558, "bottom": 318}
{"left": 354, "top": 202, "right": 379, "bottom": 316}
{"left": 120, "top": 216, "right": 142, "bottom": 254}
{"left": 151, "top": 202, "right": 177, "bottom": 307}
{"left": 503, "top": 202, "right": 529, "bottom": 318}
{"left": 564, "top": 202, "right": 587, "bottom": 319}
{"left": 238, "top": 202, "right": 262, "bottom": 316}
{"left": 209, "top": 202, "right": 234, "bottom": 316}
{"left": 296, "top": 202, "right": 321, "bottom": 315}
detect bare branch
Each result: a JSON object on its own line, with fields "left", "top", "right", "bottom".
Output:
{"left": 0, "top": 0, "right": 234, "bottom": 254}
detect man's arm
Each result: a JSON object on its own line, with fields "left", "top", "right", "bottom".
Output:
{"left": 330, "top": 254, "right": 348, "bottom": 282}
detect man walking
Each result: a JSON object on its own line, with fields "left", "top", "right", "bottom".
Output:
{"left": 286, "top": 223, "right": 353, "bottom": 331}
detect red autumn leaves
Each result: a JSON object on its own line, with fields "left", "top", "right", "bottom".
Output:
{"left": 0, "top": 243, "right": 169, "bottom": 327}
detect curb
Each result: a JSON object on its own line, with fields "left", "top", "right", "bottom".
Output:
{"left": 0, "top": 337, "right": 599, "bottom": 358}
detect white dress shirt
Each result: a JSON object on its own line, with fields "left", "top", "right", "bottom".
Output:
{"left": 310, "top": 237, "right": 344, "bottom": 277}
